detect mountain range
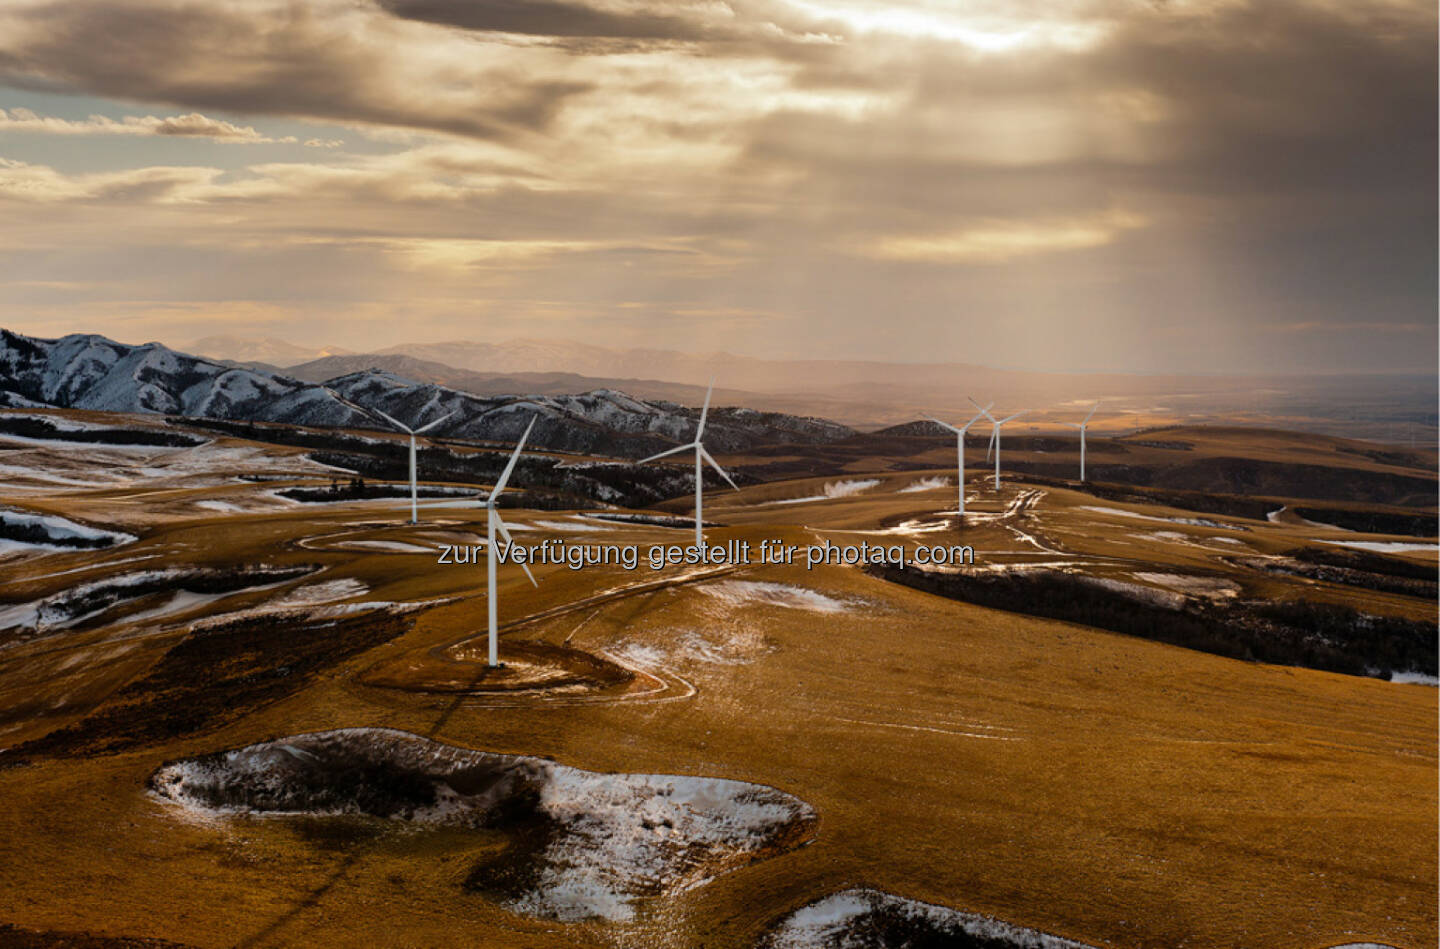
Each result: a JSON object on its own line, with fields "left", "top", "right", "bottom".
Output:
{"left": 189, "top": 335, "right": 355, "bottom": 366}
{"left": 0, "top": 329, "right": 853, "bottom": 458}
{"left": 192, "top": 335, "right": 1439, "bottom": 443}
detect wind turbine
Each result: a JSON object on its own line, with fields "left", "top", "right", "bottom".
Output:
{"left": 637, "top": 381, "right": 738, "bottom": 547}
{"left": 1063, "top": 402, "right": 1100, "bottom": 483}
{"left": 924, "top": 404, "right": 991, "bottom": 517}
{"left": 971, "top": 398, "right": 1028, "bottom": 490}
{"left": 484, "top": 415, "right": 539, "bottom": 668}
{"left": 369, "top": 408, "right": 455, "bottom": 523}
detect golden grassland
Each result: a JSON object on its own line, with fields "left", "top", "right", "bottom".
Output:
{"left": 0, "top": 424, "right": 1434, "bottom": 948}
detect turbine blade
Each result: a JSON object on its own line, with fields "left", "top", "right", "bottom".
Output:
{"left": 696, "top": 379, "right": 714, "bottom": 439}
{"left": 494, "top": 517, "right": 538, "bottom": 586}
{"left": 701, "top": 446, "right": 739, "bottom": 491}
{"left": 923, "top": 414, "right": 962, "bottom": 435}
{"left": 1084, "top": 401, "right": 1100, "bottom": 424}
{"left": 370, "top": 407, "right": 411, "bottom": 434}
{"left": 1001, "top": 410, "right": 1028, "bottom": 424}
{"left": 967, "top": 397, "right": 997, "bottom": 422}
{"left": 638, "top": 442, "right": 696, "bottom": 465}
{"left": 986, "top": 426, "right": 997, "bottom": 462}
{"left": 415, "top": 411, "right": 455, "bottom": 434}
{"left": 962, "top": 409, "right": 987, "bottom": 431}
{"left": 492, "top": 414, "right": 537, "bottom": 499}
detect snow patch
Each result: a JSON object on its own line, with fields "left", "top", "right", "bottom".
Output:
{"left": 531, "top": 519, "right": 614, "bottom": 533}
{"left": 1318, "top": 540, "right": 1438, "bottom": 555}
{"left": 1132, "top": 572, "right": 1240, "bottom": 600}
{"left": 1077, "top": 505, "right": 1248, "bottom": 531}
{"left": 149, "top": 728, "right": 815, "bottom": 924}
{"left": 697, "top": 580, "right": 850, "bottom": 613}
{"left": 773, "top": 479, "right": 881, "bottom": 505}
{"left": 1388, "top": 671, "right": 1439, "bottom": 686}
{"left": 0, "top": 509, "right": 136, "bottom": 551}
{"left": 762, "top": 887, "right": 1096, "bottom": 949}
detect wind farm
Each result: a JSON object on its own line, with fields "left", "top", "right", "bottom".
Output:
{"left": 0, "top": 329, "right": 1433, "bottom": 948}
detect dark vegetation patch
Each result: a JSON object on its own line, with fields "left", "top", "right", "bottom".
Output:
{"left": 0, "top": 564, "right": 320, "bottom": 641}
{"left": 1126, "top": 439, "right": 1195, "bottom": 451}
{"left": 173, "top": 416, "right": 411, "bottom": 454}
{"left": 276, "top": 477, "right": 475, "bottom": 503}
{"left": 0, "top": 517, "right": 121, "bottom": 550}
{"left": 1235, "top": 547, "right": 1438, "bottom": 600}
{"left": 585, "top": 512, "right": 713, "bottom": 528}
{"left": 11, "top": 610, "right": 412, "bottom": 759}
{"left": 1335, "top": 442, "right": 1437, "bottom": 471}
{"left": 1291, "top": 506, "right": 1438, "bottom": 537}
{"left": 305, "top": 447, "right": 742, "bottom": 510}
{"left": 868, "top": 564, "right": 1437, "bottom": 679}
{"left": 0, "top": 924, "right": 193, "bottom": 948}
{"left": 1291, "top": 545, "right": 1437, "bottom": 581}
{"left": 0, "top": 415, "right": 204, "bottom": 447}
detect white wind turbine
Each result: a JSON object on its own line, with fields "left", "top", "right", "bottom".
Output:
{"left": 484, "top": 415, "right": 539, "bottom": 668}
{"left": 971, "top": 398, "right": 1028, "bottom": 490}
{"left": 924, "top": 403, "right": 991, "bottom": 517}
{"left": 638, "top": 381, "right": 738, "bottom": 547}
{"left": 1063, "top": 402, "right": 1101, "bottom": 483}
{"left": 369, "top": 407, "right": 455, "bottom": 524}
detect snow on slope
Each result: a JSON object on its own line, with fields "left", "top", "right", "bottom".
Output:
{"left": 2, "top": 329, "right": 854, "bottom": 459}
{"left": 0, "top": 329, "right": 368, "bottom": 428}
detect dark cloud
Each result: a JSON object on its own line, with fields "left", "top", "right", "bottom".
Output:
{"left": 0, "top": 1, "right": 591, "bottom": 140}
{"left": 375, "top": 0, "right": 720, "bottom": 40}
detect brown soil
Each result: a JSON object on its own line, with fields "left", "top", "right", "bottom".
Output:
{"left": 361, "top": 639, "right": 635, "bottom": 695}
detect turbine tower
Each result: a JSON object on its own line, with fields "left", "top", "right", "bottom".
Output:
{"left": 485, "top": 415, "right": 539, "bottom": 668}
{"left": 638, "top": 380, "right": 738, "bottom": 547}
{"left": 971, "top": 399, "right": 1028, "bottom": 490}
{"left": 924, "top": 403, "right": 991, "bottom": 517}
{"left": 1063, "top": 402, "right": 1100, "bottom": 483}
{"left": 370, "top": 408, "right": 455, "bottom": 523}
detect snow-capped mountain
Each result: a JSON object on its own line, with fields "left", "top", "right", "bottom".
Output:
{"left": 0, "top": 329, "right": 855, "bottom": 457}
{"left": 0, "top": 329, "right": 370, "bottom": 427}
{"left": 323, "top": 370, "right": 854, "bottom": 456}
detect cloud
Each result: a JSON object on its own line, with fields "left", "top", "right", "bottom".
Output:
{"left": 0, "top": 106, "right": 342, "bottom": 144}
{"left": 0, "top": 0, "right": 594, "bottom": 142}
{"left": 0, "top": 156, "right": 221, "bottom": 202}
{"left": 866, "top": 210, "right": 1146, "bottom": 263}
{"left": 375, "top": 0, "right": 744, "bottom": 41}
{"left": 0, "top": 0, "right": 1431, "bottom": 372}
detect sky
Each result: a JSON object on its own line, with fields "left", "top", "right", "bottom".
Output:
{"left": 0, "top": 0, "right": 1434, "bottom": 374}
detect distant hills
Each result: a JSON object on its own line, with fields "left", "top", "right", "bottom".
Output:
{"left": 189, "top": 335, "right": 355, "bottom": 366}
{"left": 0, "top": 329, "right": 853, "bottom": 458}
{"left": 188, "top": 334, "right": 1439, "bottom": 442}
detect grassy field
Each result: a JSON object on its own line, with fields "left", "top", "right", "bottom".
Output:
{"left": 0, "top": 416, "right": 1434, "bottom": 948}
